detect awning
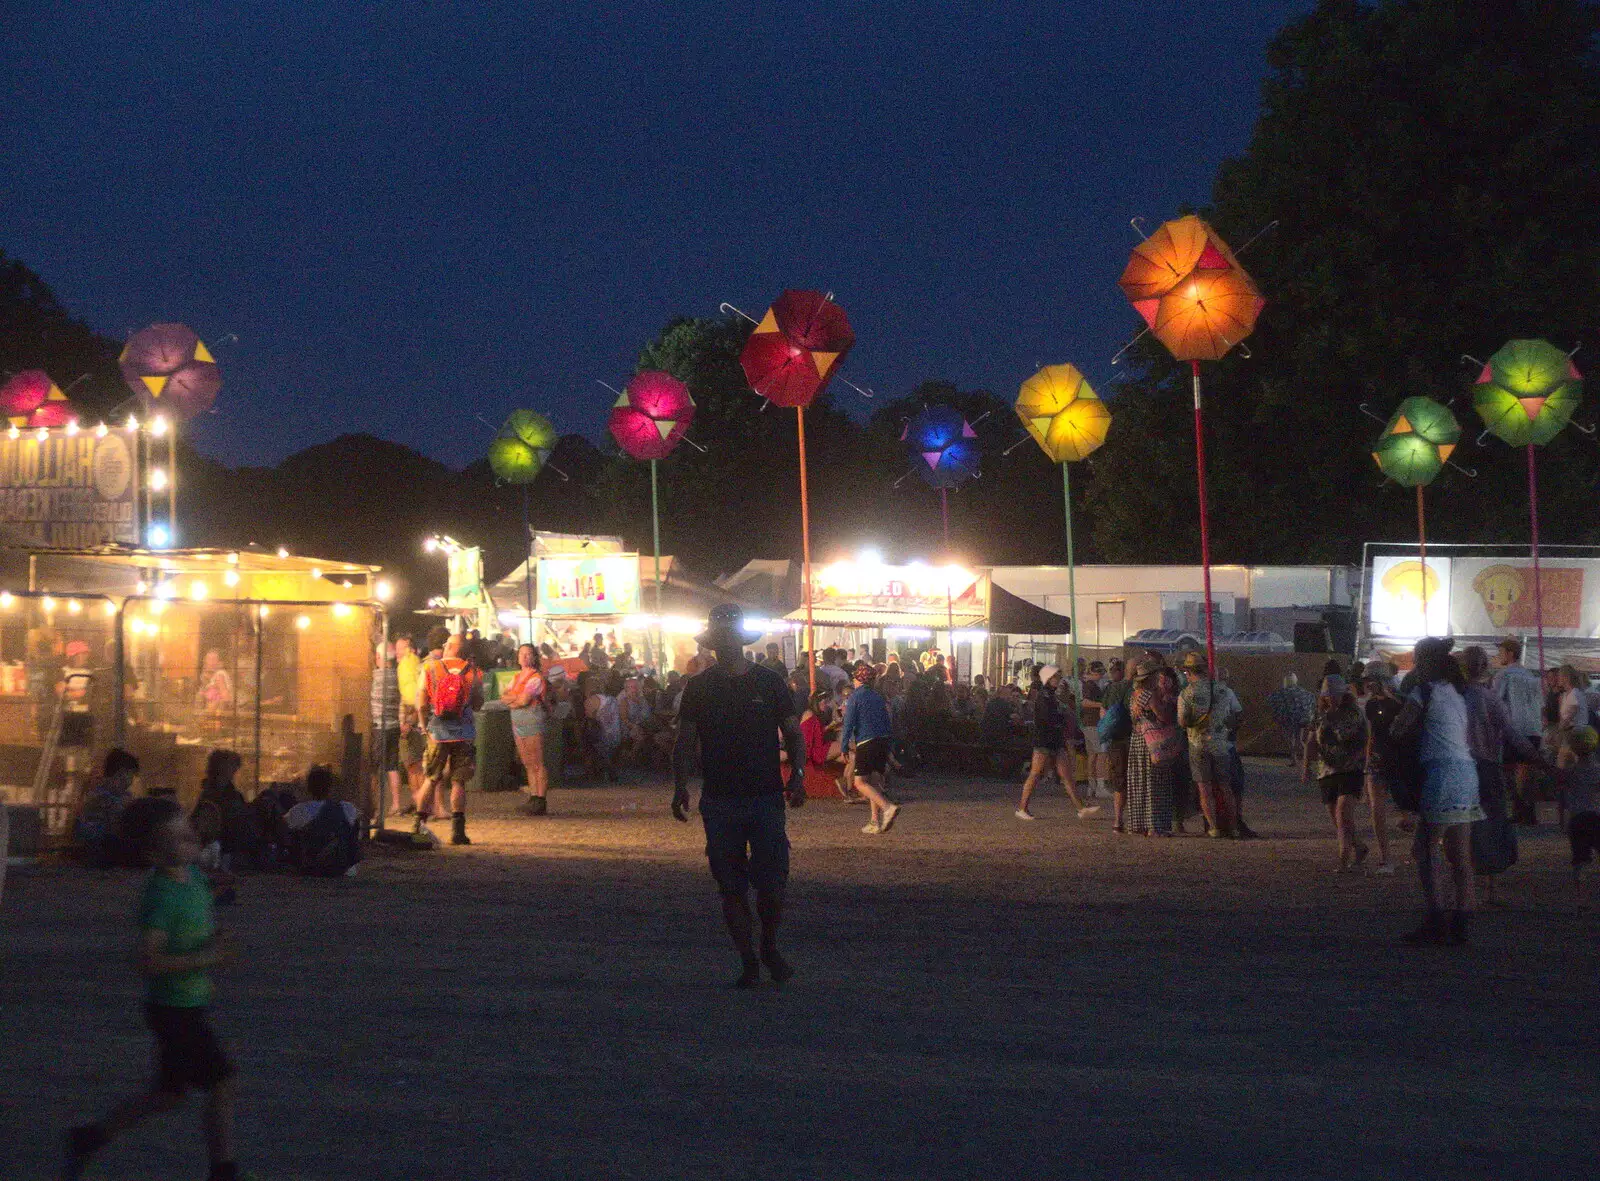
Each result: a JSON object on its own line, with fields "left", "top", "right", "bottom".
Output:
{"left": 784, "top": 605, "right": 987, "bottom": 629}
{"left": 987, "top": 583, "right": 1071, "bottom": 636}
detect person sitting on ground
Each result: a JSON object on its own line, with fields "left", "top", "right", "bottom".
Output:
{"left": 76, "top": 748, "right": 142, "bottom": 867}
{"left": 193, "top": 750, "right": 263, "bottom": 871}
{"left": 284, "top": 766, "right": 362, "bottom": 877}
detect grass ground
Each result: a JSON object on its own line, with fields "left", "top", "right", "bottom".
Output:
{"left": 3, "top": 759, "right": 1596, "bottom": 1180}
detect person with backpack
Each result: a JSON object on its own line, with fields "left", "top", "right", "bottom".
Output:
{"left": 1390, "top": 636, "right": 1482, "bottom": 946}
{"left": 1315, "top": 676, "right": 1370, "bottom": 871}
{"left": 1491, "top": 638, "right": 1544, "bottom": 825}
{"left": 1361, "top": 672, "right": 1403, "bottom": 874}
{"left": 417, "top": 628, "right": 483, "bottom": 847}
{"left": 284, "top": 766, "right": 361, "bottom": 876}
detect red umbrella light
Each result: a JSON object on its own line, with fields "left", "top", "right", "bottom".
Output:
{"left": 609, "top": 370, "right": 695, "bottom": 460}
{"left": 738, "top": 290, "right": 855, "bottom": 408}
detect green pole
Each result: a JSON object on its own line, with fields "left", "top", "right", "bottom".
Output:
{"left": 651, "top": 458, "right": 663, "bottom": 671}
{"left": 1063, "top": 461, "right": 1078, "bottom": 679}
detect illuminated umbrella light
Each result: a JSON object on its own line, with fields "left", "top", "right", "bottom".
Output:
{"left": 608, "top": 370, "right": 695, "bottom": 461}
{"left": 904, "top": 405, "right": 980, "bottom": 490}
{"left": 1015, "top": 364, "right": 1110, "bottom": 464}
{"left": 489, "top": 409, "right": 557, "bottom": 484}
{"left": 0, "top": 369, "right": 77, "bottom": 428}
{"left": 739, "top": 290, "right": 855, "bottom": 409}
{"left": 1119, "top": 216, "right": 1264, "bottom": 362}
{"left": 1371, "top": 397, "right": 1460, "bottom": 488}
{"left": 1472, "top": 339, "right": 1582, "bottom": 448}
{"left": 119, "top": 323, "right": 221, "bottom": 421}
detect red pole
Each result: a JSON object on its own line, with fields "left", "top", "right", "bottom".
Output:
{"left": 1417, "top": 484, "right": 1429, "bottom": 633}
{"left": 797, "top": 406, "right": 816, "bottom": 696}
{"left": 1528, "top": 442, "right": 1546, "bottom": 674}
{"left": 1191, "top": 360, "right": 1216, "bottom": 677}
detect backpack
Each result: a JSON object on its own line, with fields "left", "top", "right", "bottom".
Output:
{"left": 1385, "top": 683, "right": 1434, "bottom": 813}
{"left": 1097, "top": 700, "right": 1132, "bottom": 744}
{"left": 297, "top": 798, "right": 358, "bottom": 877}
{"left": 1317, "top": 703, "right": 1366, "bottom": 774}
{"left": 431, "top": 660, "right": 471, "bottom": 721}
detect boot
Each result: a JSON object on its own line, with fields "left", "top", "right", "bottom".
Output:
{"left": 1402, "top": 910, "right": 1447, "bottom": 945}
{"left": 450, "top": 812, "right": 471, "bottom": 846}
{"left": 518, "top": 795, "right": 548, "bottom": 816}
{"left": 1447, "top": 909, "right": 1470, "bottom": 945}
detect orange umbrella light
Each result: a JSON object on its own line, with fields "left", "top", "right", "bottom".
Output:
{"left": 1118, "top": 214, "right": 1265, "bottom": 675}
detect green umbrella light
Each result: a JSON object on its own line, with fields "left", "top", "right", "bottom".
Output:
{"left": 1371, "top": 396, "right": 1459, "bottom": 488}
{"left": 1472, "top": 339, "right": 1582, "bottom": 447}
{"left": 488, "top": 410, "right": 557, "bottom": 484}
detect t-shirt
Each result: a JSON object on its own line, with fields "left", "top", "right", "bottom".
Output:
{"left": 677, "top": 661, "right": 796, "bottom": 798}
{"left": 138, "top": 866, "right": 215, "bottom": 1008}
{"left": 1409, "top": 681, "right": 1471, "bottom": 764}
{"left": 815, "top": 663, "right": 847, "bottom": 692}
{"left": 1492, "top": 664, "right": 1543, "bottom": 738}
{"left": 285, "top": 799, "right": 362, "bottom": 830}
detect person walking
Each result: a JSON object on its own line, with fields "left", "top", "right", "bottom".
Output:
{"left": 1125, "top": 655, "right": 1181, "bottom": 836}
{"left": 506, "top": 643, "right": 551, "bottom": 816}
{"left": 1315, "top": 675, "right": 1370, "bottom": 871}
{"left": 1361, "top": 671, "right": 1401, "bottom": 873}
{"left": 417, "top": 628, "right": 484, "bottom": 847}
{"left": 1016, "top": 665, "right": 1100, "bottom": 821}
{"left": 839, "top": 664, "right": 900, "bottom": 834}
{"left": 672, "top": 605, "right": 807, "bottom": 988}
{"left": 1462, "top": 645, "right": 1536, "bottom": 905}
{"left": 1392, "top": 637, "right": 1482, "bottom": 946}
{"left": 1491, "top": 638, "right": 1544, "bottom": 825}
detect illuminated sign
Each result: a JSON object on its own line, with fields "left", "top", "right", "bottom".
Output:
{"left": 537, "top": 554, "right": 640, "bottom": 616}
{"left": 811, "top": 562, "right": 986, "bottom": 613}
{"left": 1369, "top": 555, "right": 1451, "bottom": 639}
{"left": 0, "top": 429, "right": 138, "bottom": 547}
{"left": 447, "top": 547, "right": 484, "bottom": 608}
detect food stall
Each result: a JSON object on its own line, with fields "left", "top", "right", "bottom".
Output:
{"left": 0, "top": 546, "right": 386, "bottom": 827}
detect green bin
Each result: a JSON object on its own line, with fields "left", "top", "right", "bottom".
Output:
{"left": 473, "top": 705, "right": 519, "bottom": 792}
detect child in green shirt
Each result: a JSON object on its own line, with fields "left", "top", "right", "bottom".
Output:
{"left": 63, "top": 803, "right": 243, "bottom": 1181}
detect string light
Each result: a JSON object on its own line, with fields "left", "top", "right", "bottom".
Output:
{"left": 125, "top": 415, "right": 139, "bottom": 431}
{"left": 67, "top": 599, "right": 82, "bottom": 614}
{"left": 149, "top": 468, "right": 169, "bottom": 491}
{"left": 223, "top": 569, "right": 240, "bottom": 588}
{"left": 0, "top": 592, "right": 13, "bottom": 608}
{"left": 41, "top": 596, "right": 55, "bottom": 612}
{"left": 65, "top": 419, "right": 79, "bottom": 436}
{"left": 34, "top": 428, "right": 48, "bottom": 442}
{"left": 189, "top": 581, "right": 208, "bottom": 601}
{"left": 332, "top": 601, "right": 351, "bottom": 617}
{"left": 151, "top": 415, "right": 169, "bottom": 437}
{"left": 6, "top": 426, "right": 18, "bottom": 440}
{"left": 296, "top": 614, "right": 311, "bottom": 630}
{"left": 95, "top": 422, "right": 108, "bottom": 438}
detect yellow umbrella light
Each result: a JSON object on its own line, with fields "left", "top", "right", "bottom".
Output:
{"left": 1015, "top": 364, "right": 1111, "bottom": 463}
{"left": 1015, "top": 364, "right": 1112, "bottom": 672}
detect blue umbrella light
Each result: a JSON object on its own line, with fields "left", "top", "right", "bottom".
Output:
{"left": 904, "top": 405, "right": 980, "bottom": 490}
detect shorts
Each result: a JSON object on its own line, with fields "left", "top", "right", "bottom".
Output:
{"left": 402, "top": 727, "right": 428, "bottom": 767}
{"left": 424, "top": 738, "right": 476, "bottom": 784}
{"left": 510, "top": 707, "right": 545, "bottom": 739}
{"left": 1570, "top": 812, "right": 1600, "bottom": 865}
{"left": 145, "top": 1004, "right": 235, "bottom": 1095}
{"left": 373, "top": 727, "right": 400, "bottom": 767}
{"left": 699, "top": 793, "right": 790, "bottom": 897}
{"left": 853, "top": 737, "right": 889, "bottom": 777}
{"left": 1319, "top": 772, "right": 1364, "bottom": 806}
{"left": 1033, "top": 741, "right": 1064, "bottom": 757}
{"left": 1189, "top": 745, "right": 1231, "bottom": 785}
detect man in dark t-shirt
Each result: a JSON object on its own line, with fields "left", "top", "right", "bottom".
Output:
{"left": 674, "top": 604, "right": 807, "bottom": 988}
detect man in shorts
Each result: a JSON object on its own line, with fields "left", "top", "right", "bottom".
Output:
{"left": 1177, "top": 651, "right": 1242, "bottom": 837}
{"left": 673, "top": 604, "right": 807, "bottom": 988}
{"left": 418, "top": 628, "right": 483, "bottom": 847}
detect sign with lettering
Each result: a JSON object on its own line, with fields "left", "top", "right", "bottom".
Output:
{"left": 536, "top": 554, "right": 640, "bottom": 616}
{"left": 811, "top": 562, "right": 987, "bottom": 614}
{"left": 0, "top": 429, "right": 139, "bottom": 547}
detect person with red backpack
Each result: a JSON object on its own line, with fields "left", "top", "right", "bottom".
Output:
{"left": 417, "top": 628, "right": 483, "bottom": 846}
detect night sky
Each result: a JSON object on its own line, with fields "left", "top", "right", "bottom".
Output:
{"left": 4, "top": 1, "right": 1310, "bottom": 469}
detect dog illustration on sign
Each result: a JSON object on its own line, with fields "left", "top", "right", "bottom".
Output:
{"left": 1472, "top": 565, "right": 1525, "bottom": 627}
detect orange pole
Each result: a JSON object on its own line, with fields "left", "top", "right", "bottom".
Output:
{"left": 797, "top": 406, "right": 815, "bottom": 696}
{"left": 1417, "top": 484, "right": 1428, "bottom": 631}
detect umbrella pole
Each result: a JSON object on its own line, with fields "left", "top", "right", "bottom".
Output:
{"left": 1528, "top": 443, "right": 1546, "bottom": 673}
{"left": 167, "top": 426, "right": 178, "bottom": 541}
{"left": 651, "top": 458, "right": 663, "bottom": 672}
{"left": 1416, "top": 484, "right": 1428, "bottom": 633}
{"left": 1063, "top": 461, "right": 1078, "bottom": 680}
{"left": 1190, "top": 361, "right": 1216, "bottom": 677}
{"left": 523, "top": 483, "right": 533, "bottom": 645}
{"left": 797, "top": 407, "right": 815, "bottom": 696}
{"left": 941, "top": 486, "right": 954, "bottom": 651}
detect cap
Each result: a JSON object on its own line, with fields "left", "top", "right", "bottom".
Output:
{"left": 853, "top": 663, "right": 877, "bottom": 685}
{"left": 1179, "top": 650, "right": 1208, "bottom": 673}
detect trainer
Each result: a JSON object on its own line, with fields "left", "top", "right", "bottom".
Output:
{"left": 672, "top": 604, "right": 807, "bottom": 988}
